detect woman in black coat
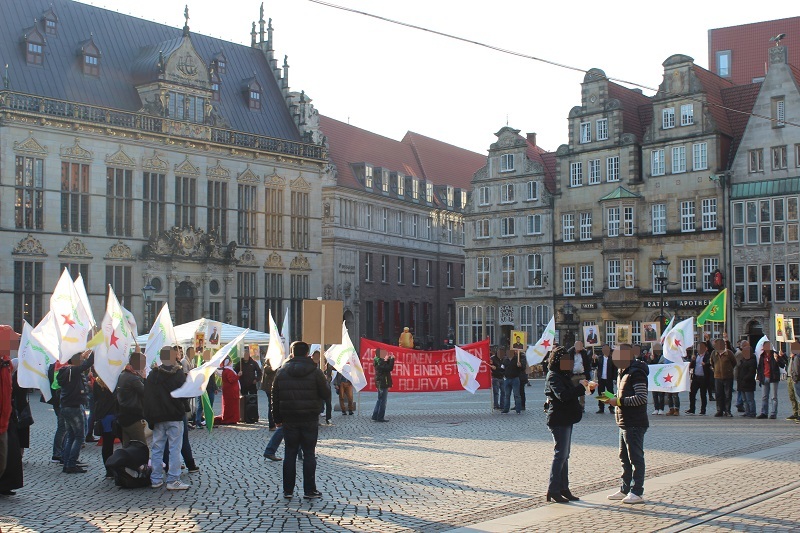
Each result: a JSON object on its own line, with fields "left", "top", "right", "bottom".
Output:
{"left": 544, "top": 347, "right": 595, "bottom": 503}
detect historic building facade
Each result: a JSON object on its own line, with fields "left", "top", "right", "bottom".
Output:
{"left": 457, "top": 127, "right": 555, "bottom": 348}
{"left": 319, "top": 116, "right": 484, "bottom": 349}
{"left": 1, "top": 1, "right": 326, "bottom": 336}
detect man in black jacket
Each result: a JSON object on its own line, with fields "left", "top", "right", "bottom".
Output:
{"left": 687, "top": 341, "right": 712, "bottom": 415}
{"left": 489, "top": 351, "right": 505, "bottom": 410}
{"left": 569, "top": 341, "right": 592, "bottom": 412}
{"left": 500, "top": 351, "right": 523, "bottom": 414}
{"left": 143, "top": 347, "right": 189, "bottom": 491}
{"left": 57, "top": 350, "right": 94, "bottom": 473}
{"left": 235, "top": 348, "right": 262, "bottom": 395}
{"left": 272, "top": 341, "right": 329, "bottom": 499}
{"left": 593, "top": 344, "right": 617, "bottom": 414}
{"left": 116, "top": 352, "right": 146, "bottom": 446}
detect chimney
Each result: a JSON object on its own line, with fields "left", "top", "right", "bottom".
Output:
{"left": 526, "top": 132, "right": 537, "bottom": 147}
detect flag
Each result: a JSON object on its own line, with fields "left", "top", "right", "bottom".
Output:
{"left": 649, "top": 362, "right": 691, "bottom": 392}
{"left": 171, "top": 330, "right": 248, "bottom": 398}
{"left": 662, "top": 317, "right": 694, "bottom": 363}
{"left": 281, "top": 308, "right": 291, "bottom": 359}
{"left": 144, "top": 303, "right": 177, "bottom": 368}
{"left": 527, "top": 316, "right": 555, "bottom": 365}
{"left": 659, "top": 315, "right": 676, "bottom": 344}
{"left": 754, "top": 335, "right": 770, "bottom": 365}
{"left": 229, "top": 343, "right": 241, "bottom": 366}
{"left": 29, "top": 311, "right": 61, "bottom": 364}
{"left": 266, "top": 310, "right": 286, "bottom": 370}
{"left": 455, "top": 345, "right": 482, "bottom": 394}
{"left": 122, "top": 304, "right": 139, "bottom": 340}
{"left": 201, "top": 392, "right": 214, "bottom": 433}
{"left": 324, "top": 322, "right": 367, "bottom": 391}
{"left": 74, "top": 273, "right": 96, "bottom": 328}
{"left": 50, "top": 268, "right": 93, "bottom": 362}
{"left": 93, "top": 286, "right": 136, "bottom": 391}
{"left": 17, "top": 320, "right": 58, "bottom": 402}
{"left": 697, "top": 289, "right": 727, "bottom": 326}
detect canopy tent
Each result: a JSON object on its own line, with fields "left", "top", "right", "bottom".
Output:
{"left": 135, "top": 319, "right": 269, "bottom": 348}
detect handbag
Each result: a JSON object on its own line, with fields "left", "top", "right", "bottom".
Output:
{"left": 17, "top": 404, "right": 35, "bottom": 428}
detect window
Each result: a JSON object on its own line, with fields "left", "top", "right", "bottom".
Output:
{"left": 142, "top": 172, "right": 167, "bottom": 238}
{"left": 681, "top": 259, "right": 696, "bottom": 292}
{"left": 477, "top": 257, "right": 490, "bottom": 289}
{"left": 651, "top": 149, "right": 665, "bottom": 176}
{"left": 535, "top": 305, "right": 550, "bottom": 340}
{"left": 580, "top": 264, "right": 594, "bottom": 295}
{"left": 596, "top": 119, "right": 608, "bottom": 140}
{"left": 562, "top": 266, "right": 576, "bottom": 296}
{"left": 15, "top": 156, "right": 44, "bottom": 230}
{"left": 381, "top": 255, "right": 388, "bottom": 283}
{"left": 702, "top": 198, "right": 717, "bottom": 230}
{"left": 500, "top": 153, "right": 514, "bottom": 172}
{"left": 501, "top": 217, "right": 515, "bottom": 237}
{"left": 290, "top": 190, "right": 310, "bottom": 250}
{"left": 717, "top": 50, "right": 731, "bottom": 77}
{"left": 580, "top": 122, "right": 591, "bottom": 143}
{"left": 175, "top": 176, "right": 197, "bottom": 228}
{"left": 426, "top": 216, "right": 433, "bottom": 240}
{"left": 623, "top": 207, "right": 634, "bottom": 236}
{"left": 470, "top": 305, "right": 483, "bottom": 343}
{"left": 106, "top": 265, "right": 132, "bottom": 314}
{"left": 606, "top": 156, "right": 619, "bottom": 182}
{"left": 364, "top": 253, "right": 372, "bottom": 282}
{"left": 13, "top": 261, "right": 44, "bottom": 332}
{"left": 775, "top": 264, "right": 786, "bottom": 301}
{"left": 772, "top": 146, "right": 788, "bottom": 169}
{"left": 500, "top": 183, "right": 514, "bottom": 203}
{"left": 702, "top": 257, "right": 719, "bottom": 291}
{"left": 652, "top": 204, "right": 666, "bottom": 235}
{"left": 397, "top": 257, "right": 405, "bottom": 284}
{"left": 412, "top": 259, "right": 419, "bottom": 285}
{"left": 520, "top": 306, "right": 533, "bottom": 345}
{"left": 749, "top": 149, "right": 764, "bottom": 172}
{"left": 502, "top": 256, "right": 515, "bottom": 288}
{"left": 458, "top": 307, "right": 469, "bottom": 345}
{"left": 681, "top": 201, "right": 695, "bottom": 232}
{"left": 447, "top": 220, "right": 454, "bottom": 243}
{"left": 797, "top": 144, "right": 800, "bottom": 168}
{"left": 478, "top": 186, "right": 490, "bottom": 206}
{"left": 672, "top": 146, "right": 686, "bottom": 173}
{"left": 446, "top": 262, "right": 453, "bottom": 288}
{"left": 168, "top": 92, "right": 206, "bottom": 123}
{"left": 773, "top": 97, "right": 785, "bottom": 127}
{"left": 607, "top": 207, "right": 620, "bottom": 237}
{"left": 264, "top": 187, "right": 282, "bottom": 248}
{"left": 412, "top": 214, "right": 419, "bottom": 238}
{"left": 290, "top": 274, "right": 309, "bottom": 338}
{"left": 365, "top": 205, "right": 372, "bottom": 229}
{"left": 83, "top": 54, "right": 99, "bottom": 76}
{"left": 580, "top": 212, "right": 592, "bottom": 240}
{"left": 608, "top": 259, "right": 620, "bottom": 289}
{"left": 680, "top": 104, "right": 694, "bottom": 126}
{"left": 526, "top": 214, "right": 542, "bottom": 235}
{"left": 624, "top": 259, "right": 635, "bottom": 289}
{"left": 589, "top": 159, "right": 601, "bottom": 184}
{"left": 526, "top": 181, "right": 538, "bottom": 200}
{"left": 411, "top": 178, "right": 419, "bottom": 199}
{"left": 475, "top": 219, "right": 489, "bottom": 239}
{"left": 264, "top": 273, "right": 284, "bottom": 323}
{"left": 44, "top": 18, "right": 57, "bottom": 35}
{"left": 562, "top": 214, "right": 575, "bottom": 242}
{"left": 397, "top": 212, "right": 403, "bottom": 235}
{"left": 26, "top": 40, "right": 43, "bottom": 65}
{"left": 211, "top": 81, "right": 220, "bottom": 102}
{"left": 382, "top": 208, "right": 388, "bottom": 233}
{"left": 693, "top": 143, "right": 708, "bottom": 170}
{"left": 425, "top": 182, "right": 433, "bottom": 203}
{"left": 570, "top": 162, "right": 583, "bottom": 187}
{"left": 249, "top": 90, "right": 261, "bottom": 110}
{"left": 527, "top": 254, "right": 542, "bottom": 287}
{"left": 426, "top": 260, "right": 433, "bottom": 286}
{"left": 106, "top": 167, "right": 132, "bottom": 237}
{"left": 237, "top": 184, "right": 257, "bottom": 246}
{"left": 662, "top": 108, "right": 675, "bottom": 129}
{"left": 61, "top": 162, "right": 90, "bottom": 233}
{"left": 790, "top": 263, "right": 800, "bottom": 302}
{"left": 396, "top": 174, "right": 405, "bottom": 197}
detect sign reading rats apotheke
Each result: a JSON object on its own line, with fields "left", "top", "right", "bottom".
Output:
{"left": 644, "top": 299, "right": 711, "bottom": 308}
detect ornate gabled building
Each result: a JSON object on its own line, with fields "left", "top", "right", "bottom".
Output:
{"left": 319, "top": 116, "right": 484, "bottom": 348}
{"left": 458, "top": 127, "right": 556, "bottom": 348}
{"left": 1, "top": 0, "right": 326, "bottom": 336}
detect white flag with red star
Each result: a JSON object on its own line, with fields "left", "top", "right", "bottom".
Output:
{"left": 17, "top": 318, "right": 59, "bottom": 402}
{"left": 93, "top": 286, "right": 135, "bottom": 391}
{"left": 50, "top": 268, "right": 93, "bottom": 362}
{"left": 527, "top": 316, "right": 555, "bottom": 365}
{"left": 649, "top": 362, "right": 690, "bottom": 392}
{"left": 663, "top": 317, "right": 694, "bottom": 364}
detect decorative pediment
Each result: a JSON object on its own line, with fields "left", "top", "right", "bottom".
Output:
{"left": 290, "top": 254, "right": 312, "bottom": 271}
{"left": 105, "top": 145, "right": 135, "bottom": 168}
{"left": 290, "top": 176, "right": 311, "bottom": 191}
{"left": 238, "top": 249, "right": 257, "bottom": 266}
{"left": 207, "top": 160, "right": 230, "bottom": 180}
{"left": 60, "top": 138, "right": 93, "bottom": 161}
{"left": 175, "top": 156, "right": 200, "bottom": 176}
{"left": 264, "top": 172, "right": 286, "bottom": 187}
{"left": 162, "top": 32, "right": 211, "bottom": 89}
{"left": 237, "top": 165, "right": 260, "bottom": 183}
{"left": 263, "top": 252, "right": 284, "bottom": 270}
{"left": 142, "top": 150, "right": 168, "bottom": 172}
{"left": 143, "top": 226, "right": 236, "bottom": 264}
{"left": 105, "top": 240, "right": 134, "bottom": 260}
{"left": 13, "top": 132, "right": 48, "bottom": 155}
{"left": 12, "top": 234, "right": 47, "bottom": 256}
{"left": 58, "top": 237, "right": 92, "bottom": 259}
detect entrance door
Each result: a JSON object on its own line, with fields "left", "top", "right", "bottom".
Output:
{"left": 747, "top": 320, "right": 763, "bottom": 350}
{"left": 175, "top": 281, "right": 196, "bottom": 325}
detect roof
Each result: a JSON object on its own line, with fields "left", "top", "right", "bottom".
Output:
{"left": 719, "top": 82, "right": 762, "bottom": 161}
{"left": 0, "top": 0, "right": 300, "bottom": 141}
{"left": 607, "top": 82, "right": 652, "bottom": 141}
{"left": 401, "top": 131, "right": 486, "bottom": 190}
{"left": 522, "top": 137, "right": 556, "bottom": 193}
{"left": 692, "top": 65, "right": 736, "bottom": 136}
{"left": 599, "top": 186, "right": 641, "bottom": 201}
{"left": 731, "top": 176, "right": 800, "bottom": 200}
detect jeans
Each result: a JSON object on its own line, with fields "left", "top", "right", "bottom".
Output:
{"left": 265, "top": 392, "right": 274, "bottom": 428}
{"left": 264, "top": 426, "right": 284, "bottom": 456}
{"left": 736, "top": 390, "right": 744, "bottom": 410}
{"left": 163, "top": 416, "right": 195, "bottom": 469}
{"left": 652, "top": 392, "right": 665, "bottom": 411}
{"left": 53, "top": 404, "right": 66, "bottom": 458}
{"left": 742, "top": 391, "right": 756, "bottom": 416}
{"left": 492, "top": 377, "right": 505, "bottom": 409}
{"left": 619, "top": 426, "right": 647, "bottom": 496}
{"left": 372, "top": 387, "right": 389, "bottom": 421}
{"left": 502, "top": 378, "right": 521, "bottom": 413}
{"left": 283, "top": 420, "right": 319, "bottom": 495}
{"left": 194, "top": 391, "right": 214, "bottom": 426}
{"left": 547, "top": 425, "right": 573, "bottom": 493}
{"left": 689, "top": 375, "right": 707, "bottom": 413}
{"left": 760, "top": 381, "right": 779, "bottom": 416}
{"left": 667, "top": 393, "right": 680, "bottom": 410}
{"left": 61, "top": 406, "right": 85, "bottom": 468}
{"left": 716, "top": 378, "right": 734, "bottom": 414}
{"left": 151, "top": 420, "right": 183, "bottom": 484}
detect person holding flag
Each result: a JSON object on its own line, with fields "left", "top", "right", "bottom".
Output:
{"left": 56, "top": 349, "right": 94, "bottom": 473}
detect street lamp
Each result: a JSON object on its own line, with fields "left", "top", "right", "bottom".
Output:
{"left": 141, "top": 280, "right": 156, "bottom": 331}
{"left": 241, "top": 303, "right": 250, "bottom": 327}
{"left": 653, "top": 251, "right": 671, "bottom": 331}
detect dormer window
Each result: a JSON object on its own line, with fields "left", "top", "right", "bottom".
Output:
{"left": 365, "top": 165, "right": 373, "bottom": 189}
{"left": 396, "top": 174, "right": 405, "bottom": 197}
{"left": 425, "top": 182, "right": 433, "bottom": 203}
{"left": 243, "top": 78, "right": 262, "bottom": 110}
{"left": 249, "top": 90, "right": 261, "bottom": 109}
{"left": 24, "top": 26, "right": 45, "bottom": 65}
{"left": 45, "top": 19, "right": 57, "bottom": 35}
{"left": 42, "top": 7, "right": 59, "bottom": 36}
{"left": 214, "top": 52, "right": 227, "bottom": 75}
{"left": 211, "top": 82, "right": 220, "bottom": 101}
{"left": 80, "top": 39, "right": 100, "bottom": 76}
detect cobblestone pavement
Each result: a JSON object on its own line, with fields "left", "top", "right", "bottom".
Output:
{"left": 1, "top": 381, "right": 798, "bottom": 532}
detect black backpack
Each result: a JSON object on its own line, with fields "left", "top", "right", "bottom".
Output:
{"left": 105, "top": 440, "right": 152, "bottom": 489}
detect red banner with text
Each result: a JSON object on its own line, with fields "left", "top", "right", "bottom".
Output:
{"left": 359, "top": 338, "right": 491, "bottom": 393}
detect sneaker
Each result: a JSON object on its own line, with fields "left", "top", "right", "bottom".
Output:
{"left": 265, "top": 454, "right": 283, "bottom": 462}
{"left": 284, "top": 492, "right": 293, "bottom": 499}
{"left": 325, "top": 419, "right": 333, "bottom": 426}
{"left": 51, "top": 456, "right": 62, "bottom": 464}
{"left": 348, "top": 411, "right": 354, "bottom": 415}
{"left": 151, "top": 481, "right": 164, "bottom": 489}
{"left": 166, "top": 480, "right": 190, "bottom": 491}
{"left": 187, "top": 465, "right": 200, "bottom": 474}
{"left": 726, "top": 412, "right": 733, "bottom": 417}
{"left": 756, "top": 414, "right": 768, "bottom": 419}
{"left": 684, "top": 410, "right": 695, "bottom": 415}
{"left": 62, "top": 466, "right": 87, "bottom": 474}
{"left": 304, "top": 490, "right": 323, "bottom": 499}
{"left": 607, "top": 490, "right": 627, "bottom": 500}
{"left": 651, "top": 410, "right": 659, "bottom": 415}
{"left": 622, "top": 493, "right": 644, "bottom": 504}
{"left": 786, "top": 414, "right": 798, "bottom": 421}
{"left": 769, "top": 414, "right": 776, "bottom": 419}
{"left": 699, "top": 411, "right": 706, "bottom": 416}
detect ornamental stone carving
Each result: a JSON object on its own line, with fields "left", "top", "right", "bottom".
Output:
{"left": 13, "top": 132, "right": 48, "bottom": 155}
{"left": 12, "top": 234, "right": 47, "bottom": 256}
{"left": 175, "top": 155, "right": 200, "bottom": 176}
{"left": 263, "top": 252, "right": 284, "bottom": 269}
{"left": 105, "top": 240, "right": 134, "bottom": 260}
{"left": 264, "top": 172, "right": 286, "bottom": 187}
{"left": 58, "top": 237, "right": 92, "bottom": 259}
{"left": 238, "top": 249, "right": 257, "bottom": 266}
{"left": 60, "top": 138, "right": 93, "bottom": 161}
{"left": 105, "top": 145, "right": 136, "bottom": 168}
{"left": 290, "top": 254, "right": 311, "bottom": 271}
{"left": 524, "top": 159, "right": 544, "bottom": 174}
{"left": 237, "top": 165, "right": 260, "bottom": 183}
{"left": 142, "top": 150, "right": 168, "bottom": 172}
{"left": 499, "top": 305, "right": 515, "bottom": 325}
{"left": 290, "top": 176, "right": 311, "bottom": 190}
{"left": 207, "top": 160, "right": 230, "bottom": 180}
{"left": 142, "top": 226, "right": 236, "bottom": 264}
{"left": 324, "top": 284, "right": 333, "bottom": 300}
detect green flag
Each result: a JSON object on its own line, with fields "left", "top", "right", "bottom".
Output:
{"left": 229, "top": 344, "right": 240, "bottom": 366}
{"left": 697, "top": 289, "right": 727, "bottom": 326}
{"left": 202, "top": 392, "right": 214, "bottom": 433}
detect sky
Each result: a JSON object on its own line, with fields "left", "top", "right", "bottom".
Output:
{"left": 84, "top": 0, "right": 795, "bottom": 155}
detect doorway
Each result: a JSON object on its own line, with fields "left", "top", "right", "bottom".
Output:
{"left": 747, "top": 320, "right": 763, "bottom": 350}
{"left": 175, "top": 281, "right": 196, "bottom": 324}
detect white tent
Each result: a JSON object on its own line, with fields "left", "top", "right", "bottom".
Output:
{"left": 135, "top": 319, "right": 269, "bottom": 348}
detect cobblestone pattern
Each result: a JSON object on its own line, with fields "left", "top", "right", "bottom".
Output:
{"left": 1, "top": 383, "right": 798, "bottom": 532}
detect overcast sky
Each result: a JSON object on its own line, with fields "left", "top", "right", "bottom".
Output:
{"left": 86, "top": 0, "right": 790, "bottom": 154}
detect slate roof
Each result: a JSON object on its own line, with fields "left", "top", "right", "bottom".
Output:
{"left": 0, "top": 0, "right": 300, "bottom": 141}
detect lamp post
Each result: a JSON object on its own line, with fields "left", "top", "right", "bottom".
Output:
{"left": 562, "top": 301, "right": 576, "bottom": 347}
{"left": 141, "top": 280, "right": 156, "bottom": 331}
{"left": 241, "top": 303, "right": 250, "bottom": 328}
{"left": 653, "top": 251, "right": 671, "bottom": 332}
